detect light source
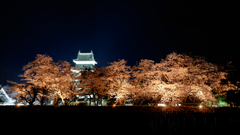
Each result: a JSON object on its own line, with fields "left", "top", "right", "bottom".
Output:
{"left": 158, "top": 103, "right": 166, "bottom": 107}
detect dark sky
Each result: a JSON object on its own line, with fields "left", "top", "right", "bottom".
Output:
{"left": 1, "top": 0, "right": 240, "bottom": 84}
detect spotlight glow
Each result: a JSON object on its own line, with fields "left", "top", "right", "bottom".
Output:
{"left": 158, "top": 103, "right": 166, "bottom": 107}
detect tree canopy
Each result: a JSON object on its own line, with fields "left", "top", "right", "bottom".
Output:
{"left": 7, "top": 52, "right": 239, "bottom": 106}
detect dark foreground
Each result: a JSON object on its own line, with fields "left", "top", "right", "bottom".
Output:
{"left": 1, "top": 106, "right": 240, "bottom": 135}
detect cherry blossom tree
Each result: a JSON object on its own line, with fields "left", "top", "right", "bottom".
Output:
{"left": 126, "top": 52, "right": 238, "bottom": 106}
{"left": 90, "top": 67, "right": 108, "bottom": 106}
{"left": 105, "top": 59, "right": 131, "bottom": 105}
{"left": 76, "top": 66, "right": 108, "bottom": 106}
{"left": 9, "top": 54, "right": 74, "bottom": 106}
{"left": 130, "top": 59, "right": 156, "bottom": 105}
{"left": 46, "top": 60, "right": 73, "bottom": 106}
{"left": 7, "top": 81, "right": 42, "bottom": 106}
{"left": 152, "top": 52, "right": 239, "bottom": 106}
{"left": 74, "top": 67, "right": 94, "bottom": 106}
{"left": 8, "top": 52, "right": 237, "bottom": 107}
{"left": 10, "top": 54, "right": 54, "bottom": 105}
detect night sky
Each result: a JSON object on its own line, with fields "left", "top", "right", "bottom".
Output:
{"left": 1, "top": 1, "right": 240, "bottom": 84}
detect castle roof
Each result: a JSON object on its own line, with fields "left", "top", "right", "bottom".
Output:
{"left": 73, "top": 50, "right": 96, "bottom": 61}
{"left": 73, "top": 50, "right": 97, "bottom": 65}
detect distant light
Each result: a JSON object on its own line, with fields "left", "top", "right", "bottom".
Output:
{"left": 158, "top": 103, "right": 165, "bottom": 107}
{"left": 125, "top": 103, "right": 133, "bottom": 106}
{"left": 199, "top": 105, "right": 202, "bottom": 108}
{"left": 113, "top": 104, "right": 116, "bottom": 107}
{"left": 179, "top": 104, "right": 181, "bottom": 106}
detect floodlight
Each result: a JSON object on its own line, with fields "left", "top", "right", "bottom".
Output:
{"left": 158, "top": 103, "right": 166, "bottom": 107}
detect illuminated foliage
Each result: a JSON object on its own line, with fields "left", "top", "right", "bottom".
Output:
{"left": 9, "top": 54, "right": 73, "bottom": 106}
{"left": 47, "top": 60, "right": 73, "bottom": 105}
{"left": 130, "top": 59, "right": 156, "bottom": 105}
{"left": 106, "top": 52, "right": 239, "bottom": 106}
{"left": 76, "top": 66, "right": 108, "bottom": 106}
{"left": 7, "top": 52, "right": 239, "bottom": 107}
{"left": 105, "top": 59, "right": 131, "bottom": 105}
{"left": 151, "top": 52, "right": 238, "bottom": 105}
{"left": 7, "top": 82, "right": 41, "bottom": 106}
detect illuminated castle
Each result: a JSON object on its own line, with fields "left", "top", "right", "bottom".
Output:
{"left": 71, "top": 50, "right": 107, "bottom": 106}
{"left": 73, "top": 50, "right": 97, "bottom": 69}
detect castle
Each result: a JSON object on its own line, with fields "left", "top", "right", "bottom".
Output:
{"left": 0, "top": 50, "right": 107, "bottom": 106}
{"left": 73, "top": 50, "right": 97, "bottom": 69}
{"left": 72, "top": 50, "right": 107, "bottom": 106}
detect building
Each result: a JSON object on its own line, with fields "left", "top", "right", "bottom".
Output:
{"left": 71, "top": 50, "right": 97, "bottom": 80}
{"left": 71, "top": 50, "right": 107, "bottom": 106}
{"left": 0, "top": 85, "right": 25, "bottom": 106}
{"left": 73, "top": 50, "right": 97, "bottom": 70}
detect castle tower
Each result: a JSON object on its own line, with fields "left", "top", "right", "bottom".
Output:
{"left": 71, "top": 50, "right": 107, "bottom": 106}
{"left": 73, "top": 50, "right": 97, "bottom": 69}
{"left": 71, "top": 50, "right": 98, "bottom": 105}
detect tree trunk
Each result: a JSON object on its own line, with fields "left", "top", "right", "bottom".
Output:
{"left": 183, "top": 97, "right": 187, "bottom": 106}
{"left": 97, "top": 94, "right": 101, "bottom": 106}
{"left": 29, "top": 101, "right": 33, "bottom": 107}
{"left": 96, "top": 99, "right": 98, "bottom": 106}
{"left": 40, "top": 96, "right": 44, "bottom": 106}
{"left": 58, "top": 89, "right": 66, "bottom": 106}
{"left": 28, "top": 98, "right": 34, "bottom": 107}
{"left": 119, "top": 98, "right": 123, "bottom": 105}
{"left": 59, "top": 93, "right": 65, "bottom": 106}
{"left": 139, "top": 98, "right": 145, "bottom": 105}
{"left": 100, "top": 96, "right": 103, "bottom": 106}
{"left": 29, "top": 87, "right": 38, "bottom": 107}
{"left": 29, "top": 95, "right": 34, "bottom": 107}
{"left": 154, "top": 98, "right": 158, "bottom": 105}
{"left": 94, "top": 94, "right": 97, "bottom": 106}
{"left": 89, "top": 94, "right": 91, "bottom": 106}
{"left": 52, "top": 94, "right": 59, "bottom": 106}
{"left": 40, "top": 88, "right": 47, "bottom": 106}
{"left": 134, "top": 98, "right": 139, "bottom": 105}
